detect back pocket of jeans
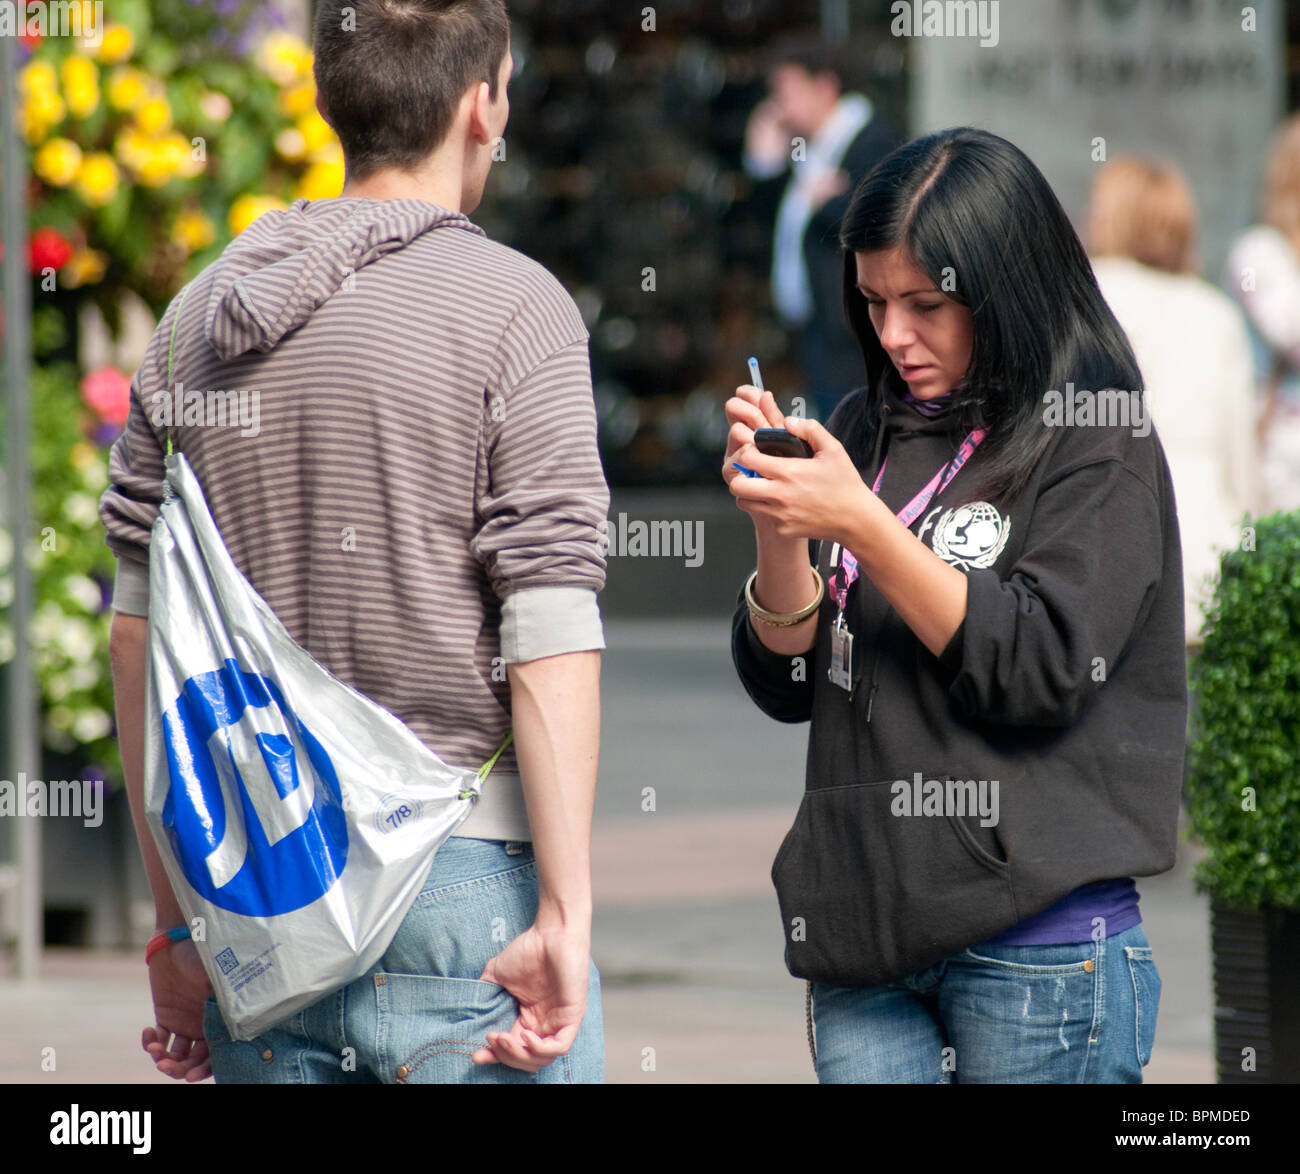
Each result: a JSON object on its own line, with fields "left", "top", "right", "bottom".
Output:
{"left": 373, "top": 973, "right": 539, "bottom": 1084}
{"left": 1125, "top": 946, "right": 1161, "bottom": 1067}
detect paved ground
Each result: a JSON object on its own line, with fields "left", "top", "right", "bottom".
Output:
{"left": 0, "top": 620, "right": 1216, "bottom": 1084}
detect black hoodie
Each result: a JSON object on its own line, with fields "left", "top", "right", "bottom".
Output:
{"left": 732, "top": 377, "right": 1187, "bottom": 987}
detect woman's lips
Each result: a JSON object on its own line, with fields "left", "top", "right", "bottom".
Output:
{"left": 898, "top": 363, "right": 932, "bottom": 380}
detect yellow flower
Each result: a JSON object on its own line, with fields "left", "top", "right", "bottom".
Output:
{"left": 112, "top": 125, "right": 193, "bottom": 187}
{"left": 172, "top": 209, "right": 216, "bottom": 254}
{"left": 113, "top": 126, "right": 150, "bottom": 172}
{"left": 64, "top": 82, "right": 99, "bottom": 120}
{"left": 60, "top": 56, "right": 99, "bottom": 118}
{"left": 69, "top": 442, "right": 97, "bottom": 471}
{"left": 135, "top": 140, "right": 179, "bottom": 188}
{"left": 62, "top": 248, "right": 109, "bottom": 289}
{"left": 309, "top": 140, "right": 343, "bottom": 166}
{"left": 229, "top": 194, "right": 287, "bottom": 236}
{"left": 296, "top": 108, "right": 336, "bottom": 155}
{"left": 74, "top": 153, "right": 120, "bottom": 207}
{"left": 34, "top": 138, "right": 83, "bottom": 187}
{"left": 278, "top": 78, "right": 317, "bottom": 119}
{"left": 68, "top": 1, "right": 100, "bottom": 46}
{"left": 19, "top": 61, "right": 58, "bottom": 97}
{"left": 257, "top": 32, "right": 313, "bottom": 86}
{"left": 134, "top": 95, "right": 172, "bottom": 135}
{"left": 172, "top": 133, "right": 206, "bottom": 180}
{"left": 20, "top": 89, "right": 66, "bottom": 145}
{"left": 296, "top": 156, "right": 345, "bottom": 202}
{"left": 94, "top": 23, "right": 135, "bottom": 64}
{"left": 106, "top": 67, "right": 148, "bottom": 112}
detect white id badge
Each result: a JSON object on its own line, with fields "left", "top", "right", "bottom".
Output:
{"left": 828, "top": 612, "right": 854, "bottom": 692}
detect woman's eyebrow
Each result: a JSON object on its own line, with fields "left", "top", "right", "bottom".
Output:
{"left": 856, "top": 284, "right": 940, "bottom": 297}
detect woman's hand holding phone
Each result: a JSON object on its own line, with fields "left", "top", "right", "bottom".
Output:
{"left": 723, "top": 383, "right": 786, "bottom": 492}
{"left": 726, "top": 401, "right": 879, "bottom": 552}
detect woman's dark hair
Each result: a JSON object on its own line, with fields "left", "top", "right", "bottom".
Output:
{"left": 836, "top": 126, "right": 1143, "bottom": 505}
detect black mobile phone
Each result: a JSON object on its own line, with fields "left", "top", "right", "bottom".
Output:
{"left": 754, "top": 428, "right": 814, "bottom": 459}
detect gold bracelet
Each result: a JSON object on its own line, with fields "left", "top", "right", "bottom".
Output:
{"left": 745, "top": 566, "right": 825, "bottom": 628}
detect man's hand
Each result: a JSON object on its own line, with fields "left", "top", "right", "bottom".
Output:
{"left": 800, "top": 166, "right": 850, "bottom": 212}
{"left": 745, "top": 97, "right": 790, "bottom": 173}
{"left": 142, "top": 939, "right": 214, "bottom": 1081}
{"left": 471, "top": 924, "right": 590, "bottom": 1072}
{"left": 112, "top": 610, "right": 216, "bottom": 1081}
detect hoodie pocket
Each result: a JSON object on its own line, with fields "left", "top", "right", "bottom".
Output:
{"left": 773, "top": 777, "right": 1019, "bottom": 988}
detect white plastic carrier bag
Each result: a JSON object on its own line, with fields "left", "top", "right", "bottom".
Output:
{"left": 142, "top": 287, "right": 510, "bottom": 1041}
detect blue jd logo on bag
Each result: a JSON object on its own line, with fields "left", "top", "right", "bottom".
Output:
{"left": 160, "top": 659, "right": 348, "bottom": 916}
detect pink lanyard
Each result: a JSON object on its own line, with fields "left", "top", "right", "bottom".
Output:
{"left": 828, "top": 428, "right": 987, "bottom": 610}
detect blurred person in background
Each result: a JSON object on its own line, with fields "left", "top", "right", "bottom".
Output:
{"left": 744, "top": 35, "right": 901, "bottom": 422}
{"left": 1087, "top": 155, "right": 1257, "bottom": 647}
{"left": 1224, "top": 112, "right": 1300, "bottom": 513}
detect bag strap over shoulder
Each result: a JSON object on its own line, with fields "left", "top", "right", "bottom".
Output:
{"left": 165, "top": 283, "right": 193, "bottom": 457}
{"left": 163, "top": 277, "right": 514, "bottom": 795}
{"left": 460, "top": 731, "right": 514, "bottom": 799}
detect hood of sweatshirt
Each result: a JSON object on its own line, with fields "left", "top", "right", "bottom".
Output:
{"left": 862, "top": 370, "right": 969, "bottom": 485}
{"left": 881, "top": 371, "right": 964, "bottom": 434}
{"left": 202, "top": 197, "right": 484, "bottom": 362}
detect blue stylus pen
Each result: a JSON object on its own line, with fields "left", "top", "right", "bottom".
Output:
{"left": 738, "top": 357, "right": 766, "bottom": 477}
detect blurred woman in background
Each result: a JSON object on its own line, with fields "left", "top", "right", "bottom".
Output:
{"left": 1224, "top": 113, "right": 1300, "bottom": 514}
{"left": 1087, "top": 154, "right": 1257, "bottom": 647}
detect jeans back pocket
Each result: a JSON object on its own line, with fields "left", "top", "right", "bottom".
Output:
{"left": 373, "top": 973, "right": 541, "bottom": 1084}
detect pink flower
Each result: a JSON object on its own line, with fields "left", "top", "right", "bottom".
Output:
{"left": 80, "top": 366, "right": 132, "bottom": 427}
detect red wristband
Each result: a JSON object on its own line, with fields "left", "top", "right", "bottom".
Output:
{"left": 145, "top": 926, "right": 190, "bottom": 965}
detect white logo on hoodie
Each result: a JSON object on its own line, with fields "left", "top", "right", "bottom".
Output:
{"left": 919, "top": 501, "right": 1010, "bottom": 570}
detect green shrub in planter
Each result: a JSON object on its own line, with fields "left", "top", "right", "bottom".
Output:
{"left": 1185, "top": 509, "right": 1300, "bottom": 1083}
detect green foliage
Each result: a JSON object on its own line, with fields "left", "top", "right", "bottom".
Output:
{"left": 1186, "top": 512, "right": 1300, "bottom": 909}
{"left": 1, "top": 355, "right": 123, "bottom": 781}
{"left": 8, "top": 3, "right": 326, "bottom": 786}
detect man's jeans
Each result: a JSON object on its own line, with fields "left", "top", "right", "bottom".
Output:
{"left": 810, "top": 922, "right": 1160, "bottom": 1083}
{"left": 203, "top": 837, "right": 604, "bottom": 1083}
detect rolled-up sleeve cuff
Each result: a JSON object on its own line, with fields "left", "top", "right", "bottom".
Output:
{"left": 112, "top": 556, "right": 150, "bottom": 616}
{"left": 742, "top": 603, "right": 808, "bottom": 674}
{"left": 500, "top": 586, "right": 605, "bottom": 664}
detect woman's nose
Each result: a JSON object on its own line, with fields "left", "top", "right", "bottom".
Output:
{"left": 878, "top": 305, "right": 914, "bottom": 350}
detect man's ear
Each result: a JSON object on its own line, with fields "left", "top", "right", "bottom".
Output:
{"left": 467, "top": 80, "right": 494, "bottom": 146}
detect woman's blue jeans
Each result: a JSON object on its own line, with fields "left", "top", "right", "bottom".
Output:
{"left": 202, "top": 837, "right": 605, "bottom": 1083}
{"left": 810, "top": 922, "right": 1160, "bottom": 1083}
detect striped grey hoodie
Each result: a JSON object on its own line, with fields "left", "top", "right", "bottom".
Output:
{"left": 99, "top": 197, "right": 610, "bottom": 841}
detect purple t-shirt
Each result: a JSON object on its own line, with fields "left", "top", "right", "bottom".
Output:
{"left": 975, "top": 879, "right": 1141, "bottom": 946}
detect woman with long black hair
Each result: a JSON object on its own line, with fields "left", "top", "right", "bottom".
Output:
{"left": 726, "top": 126, "right": 1186, "bottom": 1084}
